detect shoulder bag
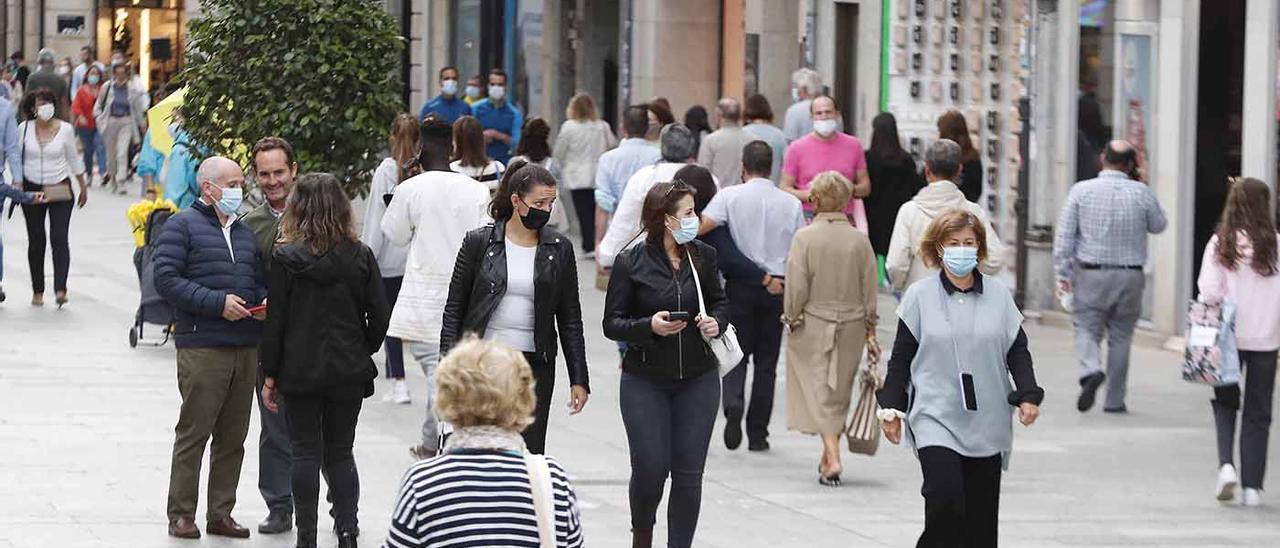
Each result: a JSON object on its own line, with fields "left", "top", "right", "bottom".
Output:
{"left": 685, "top": 247, "right": 744, "bottom": 376}
{"left": 524, "top": 453, "right": 558, "bottom": 548}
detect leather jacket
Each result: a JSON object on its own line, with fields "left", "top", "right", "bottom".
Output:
{"left": 602, "top": 239, "right": 731, "bottom": 382}
{"left": 440, "top": 222, "right": 590, "bottom": 390}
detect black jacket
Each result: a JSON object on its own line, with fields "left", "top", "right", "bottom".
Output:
{"left": 439, "top": 222, "right": 590, "bottom": 390}
{"left": 603, "top": 239, "right": 731, "bottom": 382}
{"left": 259, "top": 240, "right": 391, "bottom": 397}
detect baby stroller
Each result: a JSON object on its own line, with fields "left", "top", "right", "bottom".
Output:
{"left": 128, "top": 200, "right": 178, "bottom": 348}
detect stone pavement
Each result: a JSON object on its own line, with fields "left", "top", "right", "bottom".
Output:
{"left": 1, "top": 189, "right": 1278, "bottom": 547}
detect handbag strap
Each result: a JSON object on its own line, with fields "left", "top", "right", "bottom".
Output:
{"left": 524, "top": 453, "right": 557, "bottom": 548}
{"left": 684, "top": 247, "right": 709, "bottom": 319}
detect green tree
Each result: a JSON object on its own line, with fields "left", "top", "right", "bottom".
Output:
{"left": 177, "top": 0, "right": 403, "bottom": 196}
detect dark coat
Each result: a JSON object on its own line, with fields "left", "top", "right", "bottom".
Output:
{"left": 864, "top": 153, "right": 925, "bottom": 256}
{"left": 154, "top": 200, "right": 266, "bottom": 348}
{"left": 259, "top": 240, "right": 390, "bottom": 397}
{"left": 603, "top": 239, "right": 731, "bottom": 382}
{"left": 440, "top": 222, "right": 590, "bottom": 390}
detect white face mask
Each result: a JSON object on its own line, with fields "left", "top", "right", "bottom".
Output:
{"left": 813, "top": 119, "right": 838, "bottom": 137}
{"left": 441, "top": 79, "right": 458, "bottom": 96}
{"left": 488, "top": 85, "right": 506, "bottom": 101}
{"left": 465, "top": 85, "right": 481, "bottom": 99}
{"left": 36, "top": 104, "right": 55, "bottom": 121}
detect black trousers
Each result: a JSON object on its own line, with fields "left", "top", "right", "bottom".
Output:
{"left": 1213, "top": 349, "right": 1278, "bottom": 489}
{"left": 285, "top": 393, "right": 363, "bottom": 536}
{"left": 21, "top": 181, "right": 73, "bottom": 293}
{"left": 916, "top": 446, "right": 1002, "bottom": 548}
{"left": 381, "top": 276, "right": 405, "bottom": 378}
{"left": 256, "top": 370, "right": 293, "bottom": 514}
{"left": 570, "top": 188, "right": 596, "bottom": 253}
{"left": 721, "top": 280, "right": 785, "bottom": 441}
{"left": 522, "top": 352, "right": 556, "bottom": 454}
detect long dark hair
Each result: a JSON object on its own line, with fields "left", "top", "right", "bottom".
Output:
{"left": 489, "top": 157, "right": 558, "bottom": 222}
{"left": 1215, "top": 177, "right": 1278, "bottom": 276}
{"left": 868, "top": 112, "right": 910, "bottom": 166}
{"left": 641, "top": 181, "right": 697, "bottom": 248}
{"left": 515, "top": 117, "right": 552, "bottom": 162}
{"left": 280, "top": 173, "right": 359, "bottom": 255}
{"left": 937, "top": 110, "right": 980, "bottom": 164}
{"left": 684, "top": 105, "right": 711, "bottom": 152}
{"left": 452, "top": 115, "right": 490, "bottom": 169}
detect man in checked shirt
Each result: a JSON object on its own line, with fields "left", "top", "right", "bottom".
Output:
{"left": 1054, "top": 140, "right": 1167, "bottom": 414}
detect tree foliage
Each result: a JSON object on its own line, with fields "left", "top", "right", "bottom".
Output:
{"left": 177, "top": 0, "right": 403, "bottom": 196}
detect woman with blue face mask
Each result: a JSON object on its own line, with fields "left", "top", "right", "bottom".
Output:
{"left": 876, "top": 208, "right": 1044, "bottom": 547}
{"left": 602, "top": 179, "right": 730, "bottom": 548}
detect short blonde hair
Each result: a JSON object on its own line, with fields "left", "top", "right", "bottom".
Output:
{"left": 809, "top": 171, "right": 853, "bottom": 213}
{"left": 918, "top": 208, "right": 989, "bottom": 268}
{"left": 566, "top": 93, "right": 598, "bottom": 122}
{"left": 435, "top": 337, "right": 537, "bottom": 431}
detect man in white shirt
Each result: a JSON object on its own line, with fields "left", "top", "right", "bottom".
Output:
{"left": 381, "top": 118, "right": 490, "bottom": 459}
{"left": 597, "top": 123, "right": 717, "bottom": 268}
{"left": 698, "top": 140, "right": 805, "bottom": 451}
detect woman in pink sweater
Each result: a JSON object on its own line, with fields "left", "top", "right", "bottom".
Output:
{"left": 1197, "top": 177, "right": 1280, "bottom": 508}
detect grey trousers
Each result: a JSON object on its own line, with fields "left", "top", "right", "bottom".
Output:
{"left": 256, "top": 370, "right": 294, "bottom": 514}
{"left": 1213, "top": 350, "right": 1278, "bottom": 489}
{"left": 1071, "top": 268, "right": 1144, "bottom": 409}
{"left": 407, "top": 341, "right": 441, "bottom": 451}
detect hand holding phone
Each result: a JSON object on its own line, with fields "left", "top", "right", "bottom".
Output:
{"left": 666, "top": 311, "right": 691, "bottom": 322}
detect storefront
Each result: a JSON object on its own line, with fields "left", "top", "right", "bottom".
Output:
{"left": 96, "top": 0, "right": 186, "bottom": 91}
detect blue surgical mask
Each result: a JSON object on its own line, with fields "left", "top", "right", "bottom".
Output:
{"left": 87, "top": 73, "right": 100, "bottom": 85}
{"left": 441, "top": 79, "right": 458, "bottom": 96}
{"left": 941, "top": 246, "right": 978, "bottom": 277}
{"left": 214, "top": 185, "right": 243, "bottom": 216}
{"left": 465, "top": 85, "right": 481, "bottom": 99}
{"left": 669, "top": 215, "right": 699, "bottom": 245}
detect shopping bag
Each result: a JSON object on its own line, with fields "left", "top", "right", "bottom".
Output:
{"left": 845, "top": 356, "right": 883, "bottom": 456}
{"left": 1182, "top": 300, "right": 1241, "bottom": 386}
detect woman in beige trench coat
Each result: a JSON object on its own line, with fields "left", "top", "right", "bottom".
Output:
{"left": 783, "top": 171, "right": 881, "bottom": 487}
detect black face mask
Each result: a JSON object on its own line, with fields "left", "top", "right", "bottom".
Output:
{"left": 518, "top": 199, "right": 551, "bottom": 231}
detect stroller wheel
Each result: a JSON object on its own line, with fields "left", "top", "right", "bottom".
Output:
{"left": 129, "top": 326, "right": 139, "bottom": 348}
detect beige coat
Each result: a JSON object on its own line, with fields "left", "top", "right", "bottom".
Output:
{"left": 885, "top": 180, "right": 1003, "bottom": 291}
{"left": 783, "top": 212, "right": 879, "bottom": 435}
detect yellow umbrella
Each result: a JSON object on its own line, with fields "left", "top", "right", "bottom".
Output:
{"left": 147, "top": 87, "right": 185, "bottom": 155}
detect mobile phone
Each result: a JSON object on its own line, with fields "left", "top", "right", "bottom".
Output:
{"left": 960, "top": 372, "right": 979, "bottom": 411}
{"left": 667, "top": 311, "right": 691, "bottom": 322}
{"left": 247, "top": 304, "right": 267, "bottom": 315}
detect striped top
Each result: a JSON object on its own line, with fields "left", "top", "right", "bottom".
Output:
{"left": 385, "top": 450, "right": 585, "bottom": 548}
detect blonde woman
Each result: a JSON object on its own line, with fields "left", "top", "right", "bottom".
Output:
{"left": 385, "top": 338, "right": 585, "bottom": 548}
{"left": 783, "top": 171, "right": 879, "bottom": 486}
{"left": 553, "top": 92, "right": 616, "bottom": 255}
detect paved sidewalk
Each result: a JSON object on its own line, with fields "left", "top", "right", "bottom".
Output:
{"left": 1, "top": 191, "right": 1278, "bottom": 547}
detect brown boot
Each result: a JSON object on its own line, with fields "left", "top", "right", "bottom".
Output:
{"left": 631, "top": 527, "right": 653, "bottom": 548}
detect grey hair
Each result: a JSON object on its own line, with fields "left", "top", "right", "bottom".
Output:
{"left": 925, "top": 139, "right": 963, "bottom": 180}
{"left": 717, "top": 97, "right": 741, "bottom": 123}
{"left": 791, "top": 68, "right": 823, "bottom": 96}
{"left": 37, "top": 48, "right": 56, "bottom": 65}
{"left": 659, "top": 123, "right": 697, "bottom": 162}
{"left": 197, "top": 156, "right": 242, "bottom": 187}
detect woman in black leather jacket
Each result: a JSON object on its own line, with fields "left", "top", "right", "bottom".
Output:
{"left": 440, "top": 159, "right": 590, "bottom": 454}
{"left": 602, "top": 179, "right": 730, "bottom": 548}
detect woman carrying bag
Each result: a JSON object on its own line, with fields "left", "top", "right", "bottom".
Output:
{"left": 1196, "top": 177, "right": 1280, "bottom": 507}
{"left": 876, "top": 208, "right": 1043, "bottom": 547}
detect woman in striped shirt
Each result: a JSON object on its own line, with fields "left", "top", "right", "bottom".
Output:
{"left": 385, "top": 337, "right": 585, "bottom": 548}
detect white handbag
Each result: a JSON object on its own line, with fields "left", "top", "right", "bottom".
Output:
{"left": 524, "top": 453, "right": 558, "bottom": 548}
{"left": 685, "top": 248, "right": 745, "bottom": 376}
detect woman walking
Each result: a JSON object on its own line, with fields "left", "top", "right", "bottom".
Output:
{"left": 70, "top": 64, "right": 106, "bottom": 184}
{"left": 1197, "top": 177, "right": 1280, "bottom": 507}
{"left": 877, "top": 209, "right": 1043, "bottom": 547}
{"left": 384, "top": 337, "right": 585, "bottom": 548}
{"left": 259, "top": 173, "right": 391, "bottom": 548}
{"left": 603, "top": 181, "right": 729, "bottom": 548}
{"left": 865, "top": 112, "right": 925, "bottom": 278}
{"left": 782, "top": 172, "right": 880, "bottom": 486}
{"left": 362, "top": 113, "right": 419, "bottom": 404}
{"left": 450, "top": 114, "right": 505, "bottom": 192}
{"left": 554, "top": 93, "right": 616, "bottom": 255}
{"left": 937, "top": 110, "right": 983, "bottom": 203}
{"left": 511, "top": 117, "right": 569, "bottom": 230}
{"left": 440, "top": 159, "right": 590, "bottom": 454}
{"left": 18, "top": 88, "right": 88, "bottom": 307}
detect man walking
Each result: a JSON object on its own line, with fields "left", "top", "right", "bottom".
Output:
{"left": 155, "top": 156, "right": 266, "bottom": 539}
{"left": 381, "top": 117, "right": 490, "bottom": 459}
{"left": 780, "top": 96, "right": 870, "bottom": 227}
{"left": 471, "top": 68, "right": 522, "bottom": 165}
{"left": 238, "top": 137, "right": 298, "bottom": 534}
{"left": 697, "top": 98, "right": 752, "bottom": 187}
{"left": 1054, "top": 140, "right": 1167, "bottom": 413}
{"left": 419, "top": 66, "right": 471, "bottom": 124}
{"left": 25, "top": 48, "right": 69, "bottom": 121}
{"left": 699, "top": 141, "right": 805, "bottom": 451}
{"left": 783, "top": 68, "right": 823, "bottom": 142}
{"left": 593, "top": 105, "right": 662, "bottom": 249}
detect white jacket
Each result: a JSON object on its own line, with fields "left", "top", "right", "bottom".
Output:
{"left": 360, "top": 158, "right": 410, "bottom": 277}
{"left": 886, "top": 180, "right": 1004, "bottom": 291}
{"left": 381, "top": 170, "right": 490, "bottom": 342}
{"left": 553, "top": 119, "right": 616, "bottom": 190}
{"left": 596, "top": 162, "right": 719, "bottom": 267}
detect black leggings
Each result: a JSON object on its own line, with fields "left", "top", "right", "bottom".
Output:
{"left": 570, "top": 188, "right": 595, "bottom": 253}
{"left": 21, "top": 181, "right": 73, "bottom": 293}
{"left": 285, "top": 393, "right": 363, "bottom": 536}
{"left": 1213, "top": 349, "right": 1278, "bottom": 489}
{"left": 522, "top": 352, "right": 556, "bottom": 454}
{"left": 916, "top": 446, "right": 1002, "bottom": 548}
{"left": 620, "top": 369, "right": 719, "bottom": 547}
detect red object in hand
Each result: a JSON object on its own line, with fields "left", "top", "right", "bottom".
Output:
{"left": 246, "top": 304, "right": 267, "bottom": 314}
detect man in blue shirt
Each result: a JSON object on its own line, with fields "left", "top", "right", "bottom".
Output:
{"left": 418, "top": 65, "right": 471, "bottom": 124}
{"left": 471, "top": 68, "right": 522, "bottom": 165}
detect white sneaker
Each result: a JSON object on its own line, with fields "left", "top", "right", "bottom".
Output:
{"left": 1217, "top": 464, "right": 1239, "bottom": 501}
{"left": 1243, "top": 487, "right": 1262, "bottom": 507}
{"left": 391, "top": 379, "right": 411, "bottom": 404}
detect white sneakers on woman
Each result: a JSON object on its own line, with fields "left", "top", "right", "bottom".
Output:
{"left": 1242, "top": 488, "right": 1262, "bottom": 507}
{"left": 382, "top": 379, "right": 412, "bottom": 404}
{"left": 1217, "top": 464, "right": 1263, "bottom": 506}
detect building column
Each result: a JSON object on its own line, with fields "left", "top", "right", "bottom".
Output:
{"left": 628, "top": 0, "right": 720, "bottom": 116}
{"left": 1241, "top": 0, "right": 1278, "bottom": 187}
{"left": 721, "top": 0, "right": 745, "bottom": 100}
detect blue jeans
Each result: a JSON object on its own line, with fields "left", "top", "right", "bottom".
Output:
{"left": 76, "top": 127, "right": 107, "bottom": 177}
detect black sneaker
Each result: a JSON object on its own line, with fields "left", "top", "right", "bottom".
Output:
{"left": 0, "top": 287, "right": 6, "bottom": 303}
{"left": 748, "top": 438, "right": 770, "bottom": 452}
{"left": 1077, "top": 372, "right": 1106, "bottom": 412}
{"left": 257, "top": 510, "right": 292, "bottom": 534}
{"left": 1103, "top": 405, "right": 1128, "bottom": 414}
{"left": 724, "top": 419, "right": 743, "bottom": 450}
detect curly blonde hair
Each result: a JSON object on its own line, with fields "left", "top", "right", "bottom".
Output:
{"left": 809, "top": 171, "right": 853, "bottom": 213}
{"left": 918, "top": 208, "right": 988, "bottom": 269}
{"left": 435, "top": 337, "right": 537, "bottom": 431}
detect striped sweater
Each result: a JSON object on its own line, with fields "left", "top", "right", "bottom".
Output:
{"left": 385, "top": 450, "right": 585, "bottom": 548}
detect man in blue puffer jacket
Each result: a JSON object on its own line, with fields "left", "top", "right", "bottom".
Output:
{"left": 153, "top": 155, "right": 267, "bottom": 540}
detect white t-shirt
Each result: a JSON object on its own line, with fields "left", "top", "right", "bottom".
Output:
{"left": 485, "top": 239, "right": 537, "bottom": 352}
{"left": 450, "top": 159, "right": 506, "bottom": 191}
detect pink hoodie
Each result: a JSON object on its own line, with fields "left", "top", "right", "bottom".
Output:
{"left": 1197, "top": 233, "right": 1280, "bottom": 351}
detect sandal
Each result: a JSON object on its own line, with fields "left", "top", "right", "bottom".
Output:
{"left": 818, "top": 465, "right": 842, "bottom": 487}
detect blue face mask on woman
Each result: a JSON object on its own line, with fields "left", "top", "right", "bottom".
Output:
{"left": 941, "top": 246, "right": 978, "bottom": 276}
{"left": 669, "top": 215, "right": 699, "bottom": 245}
